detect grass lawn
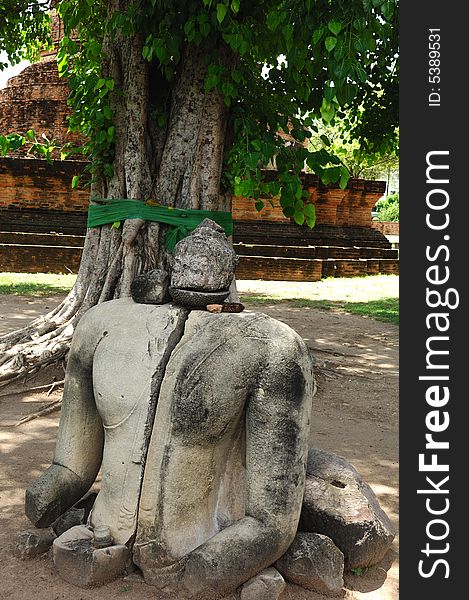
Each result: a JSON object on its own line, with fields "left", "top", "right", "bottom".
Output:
{"left": 0, "top": 272, "right": 399, "bottom": 324}
{"left": 0, "top": 272, "right": 77, "bottom": 296}
{"left": 238, "top": 274, "right": 399, "bottom": 324}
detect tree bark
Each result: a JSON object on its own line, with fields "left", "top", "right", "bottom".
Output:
{"left": 0, "top": 20, "right": 234, "bottom": 386}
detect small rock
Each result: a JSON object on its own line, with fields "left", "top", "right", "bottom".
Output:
{"left": 299, "top": 447, "right": 396, "bottom": 569}
{"left": 53, "top": 525, "right": 129, "bottom": 587}
{"left": 15, "top": 527, "right": 56, "bottom": 559}
{"left": 131, "top": 269, "right": 170, "bottom": 304}
{"left": 275, "top": 532, "right": 344, "bottom": 596}
{"left": 51, "top": 491, "right": 98, "bottom": 536}
{"left": 240, "top": 567, "right": 286, "bottom": 600}
{"left": 51, "top": 507, "right": 85, "bottom": 537}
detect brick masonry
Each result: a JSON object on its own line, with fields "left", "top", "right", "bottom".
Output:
{"left": 234, "top": 173, "right": 385, "bottom": 229}
{"left": 0, "top": 7, "right": 81, "bottom": 154}
{"left": 371, "top": 221, "right": 400, "bottom": 236}
{"left": 0, "top": 158, "right": 89, "bottom": 213}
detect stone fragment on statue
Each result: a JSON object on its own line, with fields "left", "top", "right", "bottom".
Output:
{"left": 170, "top": 218, "right": 238, "bottom": 292}
{"left": 206, "top": 303, "right": 223, "bottom": 313}
{"left": 51, "top": 491, "right": 97, "bottom": 536}
{"left": 206, "top": 303, "right": 245, "bottom": 313}
{"left": 131, "top": 269, "right": 170, "bottom": 304}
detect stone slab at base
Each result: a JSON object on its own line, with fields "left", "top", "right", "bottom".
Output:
{"left": 53, "top": 525, "right": 129, "bottom": 587}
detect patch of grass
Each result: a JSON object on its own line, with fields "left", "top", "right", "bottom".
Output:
{"left": 240, "top": 294, "right": 399, "bottom": 324}
{"left": 342, "top": 297, "right": 399, "bottom": 324}
{"left": 0, "top": 273, "right": 76, "bottom": 296}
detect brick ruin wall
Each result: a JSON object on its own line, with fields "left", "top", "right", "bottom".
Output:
{"left": 0, "top": 60, "right": 82, "bottom": 153}
{"left": 0, "top": 159, "right": 400, "bottom": 278}
{"left": 0, "top": 158, "right": 88, "bottom": 213}
{"left": 233, "top": 174, "right": 385, "bottom": 228}
{"left": 0, "top": 159, "right": 384, "bottom": 229}
{"left": 371, "top": 221, "right": 400, "bottom": 236}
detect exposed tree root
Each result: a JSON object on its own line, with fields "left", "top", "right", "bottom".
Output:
{"left": 15, "top": 400, "right": 62, "bottom": 426}
{"left": 0, "top": 380, "right": 64, "bottom": 399}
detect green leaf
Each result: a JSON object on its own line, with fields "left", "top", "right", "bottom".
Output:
{"left": 284, "top": 24, "right": 294, "bottom": 41}
{"left": 382, "top": 0, "right": 395, "bottom": 20}
{"left": 255, "top": 200, "right": 264, "bottom": 211}
{"left": 25, "top": 129, "right": 35, "bottom": 141}
{"left": 71, "top": 175, "right": 80, "bottom": 189}
{"left": 216, "top": 3, "right": 228, "bottom": 23}
{"left": 304, "top": 203, "right": 316, "bottom": 218}
{"left": 324, "top": 85, "right": 335, "bottom": 102}
{"left": 312, "top": 28, "right": 324, "bottom": 44}
{"left": 293, "top": 210, "right": 305, "bottom": 226}
{"left": 339, "top": 166, "right": 350, "bottom": 189}
{"left": 283, "top": 205, "right": 295, "bottom": 218}
{"left": 105, "top": 79, "right": 115, "bottom": 91}
{"left": 325, "top": 36, "right": 337, "bottom": 52}
{"left": 231, "top": 69, "right": 242, "bottom": 83}
{"left": 320, "top": 99, "right": 335, "bottom": 122}
{"left": 200, "top": 22, "right": 211, "bottom": 37}
{"left": 111, "top": 221, "right": 121, "bottom": 229}
{"left": 328, "top": 21, "right": 342, "bottom": 35}
{"left": 320, "top": 134, "right": 331, "bottom": 147}
{"left": 231, "top": 0, "right": 240, "bottom": 14}
{"left": 336, "top": 83, "right": 358, "bottom": 106}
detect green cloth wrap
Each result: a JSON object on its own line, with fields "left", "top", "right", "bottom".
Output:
{"left": 87, "top": 198, "right": 233, "bottom": 252}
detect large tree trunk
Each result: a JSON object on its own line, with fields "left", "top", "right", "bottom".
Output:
{"left": 0, "top": 16, "right": 233, "bottom": 386}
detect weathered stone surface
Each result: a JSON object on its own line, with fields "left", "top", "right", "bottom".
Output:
{"left": 275, "top": 532, "right": 344, "bottom": 596}
{"left": 85, "top": 302, "right": 188, "bottom": 546}
{"left": 131, "top": 269, "right": 170, "bottom": 305}
{"left": 169, "top": 287, "right": 230, "bottom": 309}
{"left": 134, "top": 310, "right": 313, "bottom": 599}
{"left": 170, "top": 219, "right": 238, "bottom": 292}
{"left": 14, "top": 527, "right": 56, "bottom": 559}
{"left": 53, "top": 525, "right": 129, "bottom": 588}
{"left": 26, "top": 300, "right": 188, "bottom": 546}
{"left": 25, "top": 463, "right": 91, "bottom": 529}
{"left": 240, "top": 567, "right": 286, "bottom": 600}
{"left": 51, "top": 507, "right": 85, "bottom": 537}
{"left": 51, "top": 492, "right": 97, "bottom": 536}
{"left": 299, "top": 447, "right": 396, "bottom": 569}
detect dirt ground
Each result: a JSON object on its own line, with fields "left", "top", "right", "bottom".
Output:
{"left": 0, "top": 290, "right": 398, "bottom": 600}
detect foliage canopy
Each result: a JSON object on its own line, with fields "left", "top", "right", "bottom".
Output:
{"left": 0, "top": 0, "right": 52, "bottom": 69}
{"left": 1, "top": 0, "right": 399, "bottom": 225}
